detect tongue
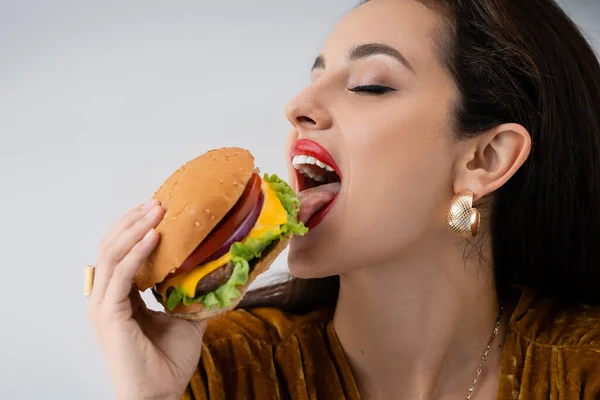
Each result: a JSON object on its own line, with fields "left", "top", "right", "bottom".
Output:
{"left": 297, "top": 182, "right": 341, "bottom": 224}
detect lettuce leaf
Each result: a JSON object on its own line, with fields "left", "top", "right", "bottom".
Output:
{"left": 183, "top": 232, "right": 278, "bottom": 309}
{"left": 263, "top": 173, "right": 308, "bottom": 236}
{"left": 164, "top": 174, "right": 307, "bottom": 311}
{"left": 166, "top": 286, "right": 187, "bottom": 311}
{"left": 187, "top": 257, "right": 248, "bottom": 309}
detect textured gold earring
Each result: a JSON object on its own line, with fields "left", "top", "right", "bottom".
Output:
{"left": 446, "top": 190, "right": 480, "bottom": 238}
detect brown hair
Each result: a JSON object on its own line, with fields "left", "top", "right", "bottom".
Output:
{"left": 241, "top": 0, "right": 600, "bottom": 311}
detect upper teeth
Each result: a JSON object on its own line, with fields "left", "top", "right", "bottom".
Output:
{"left": 292, "top": 155, "right": 335, "bottom": 171}
{"left": 292, "top": 155, "right": 336, "bottom": 182}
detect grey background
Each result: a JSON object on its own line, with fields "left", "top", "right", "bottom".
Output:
{"left": 0, "top": 1, "right": 597, "bottom": 398}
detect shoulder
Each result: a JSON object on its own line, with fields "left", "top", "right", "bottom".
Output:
{"left": 202, "top": 306, "right": 334, "bottom": 346}
{"left": 183, "top": 307, "right": 360, "bottom": 400}
{"left": 500, "top": 290, "right": 600, "bottom": 399}
{"left": 509, "top": 289, "right": 600, "bottom": 349}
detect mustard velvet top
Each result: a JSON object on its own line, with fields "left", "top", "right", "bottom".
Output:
{"left": 182, "top": 290, "right": 600, "bottom": 399}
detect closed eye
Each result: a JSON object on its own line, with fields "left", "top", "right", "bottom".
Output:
{"left": 347, "top": 85, "right": 397, "bottom": 95}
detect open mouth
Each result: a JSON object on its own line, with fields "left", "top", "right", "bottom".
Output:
{"left": 292, "top": 155, "right": 342, "bottom": 190}
{"left": 290, "top": 139, "right": 342, "bottom": 191}
{"left": 290, "top": 139, "right": 342, "bottom": 229}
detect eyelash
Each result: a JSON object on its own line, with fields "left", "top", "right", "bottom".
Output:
{"left": 347, "top": 85, "right": 397, "bottom": 95}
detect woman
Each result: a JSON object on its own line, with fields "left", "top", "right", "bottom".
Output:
{"left": 88, "top": 0, "right": 600, "bottom": 399}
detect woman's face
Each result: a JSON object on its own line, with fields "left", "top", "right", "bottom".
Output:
{"left": 285, "top": 0, "right": 458, "bottom": 278}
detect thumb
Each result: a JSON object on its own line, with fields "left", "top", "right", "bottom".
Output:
{"left": 190, "top": 320, "right": 208, "bottom": 338}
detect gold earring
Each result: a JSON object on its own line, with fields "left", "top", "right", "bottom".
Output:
{"left": 446, "top": 191, "right": 480, "bottom": 238}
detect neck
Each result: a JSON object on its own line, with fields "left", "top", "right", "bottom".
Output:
{"left": 333, "top": 235, "right": 506, "bottom": 400}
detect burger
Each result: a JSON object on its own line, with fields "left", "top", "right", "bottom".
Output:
{"left": 134, "top": 147, "right": 307, "bottom": 320}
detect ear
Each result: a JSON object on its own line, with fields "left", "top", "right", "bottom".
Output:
{"left": 452, "top": 123, "right": 531, "bottom": 201}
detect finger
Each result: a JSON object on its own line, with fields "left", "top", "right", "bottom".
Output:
{"left": 92, "top": 205, "right": 164, "bottom": 302}
{"left": 99, "top": 204, "right": 145, "bottom": 251}
{"left": 100, "top": 200, "right": 159, "bottom": 252}
{"left": 104, "top": 205, "right": 165, "bottom": 264}
{"left": 190, "top": 319, "right": 208, "bottom": 337}
{"left": 93, "top": 202, "right": 154, "bottom": 299}
{"left": 105, "top": 228, "right": 160, "bottom": 305}
{"left": 129, "top": 286, "right": 145, "bottom": 315}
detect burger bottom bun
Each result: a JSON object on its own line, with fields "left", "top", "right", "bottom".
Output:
{"left": 157, "top": 236, "right": 291, "bottom": 321}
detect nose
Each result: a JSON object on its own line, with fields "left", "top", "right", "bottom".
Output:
{"left": 284, "top": 86, "right": 333, "bottom": 132}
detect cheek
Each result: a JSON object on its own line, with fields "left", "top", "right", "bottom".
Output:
{"left": 343, "top": 154, "right": 449, "bottom": 263}
{"left": 288, "top": 141, "right": 452, "bottom": 279}
{"left": 347, "top": 107, "right": 450, "bottom": 199}
{"left": 346, "top": 96, "right": 452, "bottom": 192}
{"left": 288, "top": 96, "right": 455, "bottom": 275}
{"left": 337, "top": 110, "right": 452, "bottom": 261}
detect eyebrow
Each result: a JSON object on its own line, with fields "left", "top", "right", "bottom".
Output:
{"left": 311, "top": 42, "right": 414, "bottom": 73}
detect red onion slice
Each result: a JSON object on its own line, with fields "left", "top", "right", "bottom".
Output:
{"left": 200, "top": 191, "right": 265, "bottom": 265}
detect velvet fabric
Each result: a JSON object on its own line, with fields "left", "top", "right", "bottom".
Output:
{"left": 182, "top": 290, "right": 600, "bottom": 399}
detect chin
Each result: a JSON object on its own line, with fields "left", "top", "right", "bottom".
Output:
{"left": 288, "top": 232, "right": 359, "bottom": 279}
{"left": 287, "top": 235, "right": 336, "bottom": 279}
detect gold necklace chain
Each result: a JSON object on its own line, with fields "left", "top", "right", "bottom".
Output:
{"left": 464, "top": 304, "right": 504, "bottom": 400}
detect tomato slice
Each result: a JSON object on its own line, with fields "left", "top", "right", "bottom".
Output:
{"left": 174, "top": 173, "right": 261, "bottom": 276}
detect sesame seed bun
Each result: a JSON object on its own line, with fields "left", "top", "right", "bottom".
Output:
{"left": 134, "top": 147, "right": 255, "bottom": 291}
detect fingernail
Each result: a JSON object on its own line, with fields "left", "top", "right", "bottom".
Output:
{"left": 141, "top": 199, "right": 159, "bottom": 211}
{"left": 143, "top": 229, "right": 155, "bottom": 242}
{"left": 144, "top": 205, "right": 161, "bottom": 219}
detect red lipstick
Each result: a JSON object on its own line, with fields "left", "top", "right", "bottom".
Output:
{"left": 290, "top": 139, "right": 342, "bottom": 179}
{"left": 290, "top": 139, "right": 342, "bottom": 229}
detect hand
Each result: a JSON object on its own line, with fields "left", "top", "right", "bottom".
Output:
{"left": 88, "top": 201, "right": 206, "bottom": 400}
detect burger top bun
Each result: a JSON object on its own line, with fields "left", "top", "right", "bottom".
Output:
{"left": 134, "top": 147, "right": 255, "bottom": 291}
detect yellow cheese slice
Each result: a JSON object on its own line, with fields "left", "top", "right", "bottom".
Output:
{"left": 158, "top": 180, "right": 288, "bottom": 299}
